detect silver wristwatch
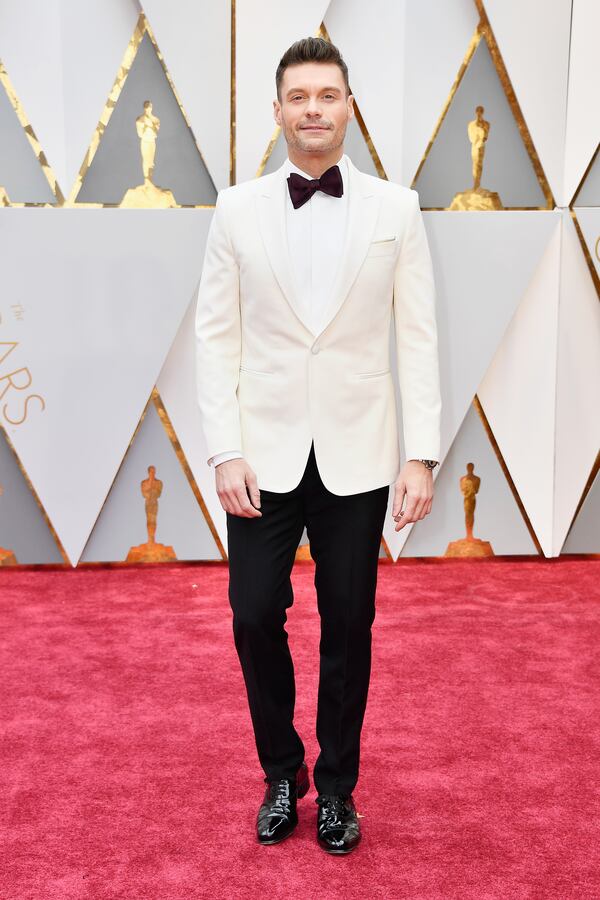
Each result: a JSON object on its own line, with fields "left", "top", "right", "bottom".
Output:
{"left": 418, "top": 458, "right": 439, "bottom": 470}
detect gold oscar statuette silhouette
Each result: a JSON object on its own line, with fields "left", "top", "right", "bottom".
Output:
{"left": 120, "top": 100, "right": 177, "bottom": 208}
{"left": 444, "top": 462, "right": 494, "bottom": 557}
{"left": 126, "top": 465, "right": 177, "bottom": 562}
{"left": 450, "top": 105, "right": 503, "bottom": 210}
{"left": 0, "top": 482, "right": 18, "bottom": 565}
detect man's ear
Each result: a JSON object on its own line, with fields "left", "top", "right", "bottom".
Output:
{"left": 273, "top": 99, "right": 281, "bottom": 125}
{"left": 347, "top": 94, "right": 355, "bottom": 120}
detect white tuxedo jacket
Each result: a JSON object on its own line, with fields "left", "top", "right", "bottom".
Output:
{"left": 195, "top": 155, "right": 441, "bottom": 495}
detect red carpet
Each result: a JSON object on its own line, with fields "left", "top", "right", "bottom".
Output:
{"left": 1, "top": 558, "right": 599, "bottom": 899}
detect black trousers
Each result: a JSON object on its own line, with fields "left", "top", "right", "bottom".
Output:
{"left": 226, "top": 441, "right": 389, "bottom": 796}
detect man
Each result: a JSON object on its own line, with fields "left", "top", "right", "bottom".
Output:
{"left": 195, "top": 36, "right": 441, "bottom": 854}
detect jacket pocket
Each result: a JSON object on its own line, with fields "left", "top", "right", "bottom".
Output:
{"left": 366, "top": 239, "right": 398, "bottom": 257}
{"left": 239, "top": 365, "right": 274, "bottom": 377}
{"left": 355, "top": 368, "right": 391, "bottom": 379}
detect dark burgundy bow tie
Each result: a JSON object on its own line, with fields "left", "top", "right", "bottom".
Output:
{"left": 287, "top": 164, "right": 344, "bottom": 209}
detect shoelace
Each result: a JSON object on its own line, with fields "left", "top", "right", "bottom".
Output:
{"left": 264, "top": 777, "right": 293, "bottom": 816}
{"left": 316, "top": 793, "right": 349, "bottom": 824}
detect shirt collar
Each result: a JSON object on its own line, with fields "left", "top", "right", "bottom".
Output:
{"left": 283, "top": 153, "right": 348, "bottom": 193}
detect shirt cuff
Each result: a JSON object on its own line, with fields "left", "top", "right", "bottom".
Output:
{"left": 208, "top": 450, "right": 243, "bottom": 467}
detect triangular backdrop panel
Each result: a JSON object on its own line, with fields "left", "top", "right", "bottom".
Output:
{"left": 406, "top": 212, "right": 558, "bottom": 464}
{"left": 563, "top": 0, "right": 600, "bottom": 206}
{"left": 235, "top": 0, "right": 331, "bottom": 182}
{"left": 80, "top": 399, "right": 221, "bottom": 563}
{"left": 0, "top": 428, "right": 63, "bottom": 565}
{"left": 141, "top": 0, "right": 231, "bottom": 192}
{"left": 0, "top": 0, "right": 140, "bottom": 198}
{"left": 262, "top": 112, "right": 379, "bottom": 177}
{"left": 553, "top": 210, "right": 600, "bottom": 555}
{"left": 75, "top": 30, "right": 216, "bottom": 205}
{"left": 0, "top": 208, "right": 211, "bottom": 565}
{"left": 400, "top": 401, "right": 537, "bottom": 558}
{"left": 0, "top": 61, "right": 56, "bottom": 204}
{"left": 324, "top": 0, "right": 479, "bottom": 188}
{"left": 484, "top": 0, "right": 571, "bottom": 206}
{"left": 478, "top": 217, "right": 562, "bottom": 557}
{"left": 414, "top": 34, "right": 546, "bottom": 208}
{"left": 572, "top": 207, "right": 600, "bottom": 282}
{"left": 562, "top": 467, "right": 600, "bottom": 554}
{"left": 385, "top": 210, "right": 557, "bottom": 561}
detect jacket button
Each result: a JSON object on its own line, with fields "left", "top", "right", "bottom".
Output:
{"left": 311, "top": 344, "right": 320, "bottom": 354}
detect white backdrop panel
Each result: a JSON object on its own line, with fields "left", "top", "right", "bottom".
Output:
{"left": 0, "top": 208, "right": 211, "bottom": 565}
{"left": 479, "top": 217, "right": 561, "bottom": 556}
{"left": 553, "top": 210, "right": 600, "bottom": 554}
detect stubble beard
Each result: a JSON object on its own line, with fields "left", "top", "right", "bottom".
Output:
{"left": 282, "top": 119, "right": 346, "bottom": 156}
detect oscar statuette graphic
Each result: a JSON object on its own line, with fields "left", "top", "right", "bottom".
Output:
{"left": 120, "top": 100, "right": 177, "bottom": 208}
{"left": 0, "top": 482, "right": 18, "bottom": 565}
{"left": 450, "top": 105, "right": 503, "bottom": 210}
{"left": 445, "top": 462, "right": 494, "bottom": 557}
{"left": 126, "top": 465, "right": 177, "bottom": 562}
{"left": 0, "top": 186, "right": 10, "bottom": 206}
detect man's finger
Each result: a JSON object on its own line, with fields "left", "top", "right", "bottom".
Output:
{"left": 221, "top": 486, "right": 244, "bottom": 516}
{"left": 246, "top": 472, "right": 261, "bottom": 509}
{"left": 233, "top": 484, "right": 262, "bottom": 517}
{"left": 402, "top": 493, "right": 419, "bottom": 522}
{"left": 392, "top": 482, "right": 406, "bottom": 517}
{"left": 413, "top": 496, "right": 428, "bottom": 520}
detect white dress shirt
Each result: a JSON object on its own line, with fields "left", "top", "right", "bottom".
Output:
{"left": 208, "top": 153, "right": 349, "bottom": 467}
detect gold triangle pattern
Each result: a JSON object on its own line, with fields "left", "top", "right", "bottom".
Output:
{"left": 78, "top": 386, "right": 226, "bottom": 564}
{"left": 0, "top": 59, "right": 64, "bottom": 205}
{"left": 66, "top": 12, "right": 216, "bottom": 208}
{"left": 413, "top": 0, "right": 554, "bottom": 209}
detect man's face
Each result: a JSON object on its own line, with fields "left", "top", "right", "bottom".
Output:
{"left": 274, "top": 62, "right": 354, "bottom": 156}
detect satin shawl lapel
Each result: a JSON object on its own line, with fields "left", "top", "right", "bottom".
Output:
{"left": 255, "top": 156, "right": 382, "bottom": 338}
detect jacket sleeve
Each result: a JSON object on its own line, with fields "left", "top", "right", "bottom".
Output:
{"left": 392, "top": 189, "right": 442, "bottom": 463}
{"left": 195, "top": 190, "right": 243, "bottom": 465}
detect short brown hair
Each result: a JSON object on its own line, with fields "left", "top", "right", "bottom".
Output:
{"left": 275, "top": 37, "right": 350, "bottom": 101}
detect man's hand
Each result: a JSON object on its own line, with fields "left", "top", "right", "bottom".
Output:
{"left": 392, "top": 460, "right": 434, "bottom": 531}
{"left": 215, "top": 457, "right": 262, "bottom": 517}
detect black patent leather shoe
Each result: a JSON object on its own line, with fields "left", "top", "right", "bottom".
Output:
{"left": 256, "top": 761, "right": 310, "bottom": 844}
{"left": 315, "top": 792, "right": 361, "bottom": 854}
